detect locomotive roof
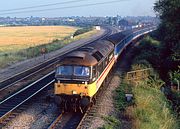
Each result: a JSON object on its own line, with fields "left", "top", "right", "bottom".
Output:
{"left": 60, "top": 51, "right": 98, "bottom": 66}
{"left": 59, "top": 40, "right": 114, "bottom": 66}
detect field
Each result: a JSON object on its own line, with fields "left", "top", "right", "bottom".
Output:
{"left": 0, "top": 26, "right": 77, "bottom": 53}
{"left": 0, "top": 26, "right": 97, "bottom": 68}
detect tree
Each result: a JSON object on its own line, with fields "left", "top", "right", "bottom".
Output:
{"left": 154, "top": 0, "right": 180, "bottom": 80}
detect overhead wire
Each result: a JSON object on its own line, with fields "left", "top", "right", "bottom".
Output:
{"left": 0, "top": 0, "right": 88, "bottom": 12}
{"left": 0, "top": 0, "right": 129, "bottom": 15}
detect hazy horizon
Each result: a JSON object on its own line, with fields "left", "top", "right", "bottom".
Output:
{"left": 0, "top": 0, "right": 157, "bottom": 17}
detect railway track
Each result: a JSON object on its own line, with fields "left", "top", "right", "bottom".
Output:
{"left": 46, "top": 69, "right": 114, "bottom": 129}
{"left": 0, "top": 26, "right": 113, "bottom": 92}
{"left": 0, "top": 71, "right": 55, "bottom": 127}
{"left": 42, "top": 27, "right": 156, "bottom": 129}
{"left": 0, "top": 26, "right": 116, "bottom": 127}
{"left": 0, "top": 26, "right": 155, "bottom": 128}
{"left": 77, "top": 72, "right": 114, "bottom": 129}
{"left": 48, "top": 111, "right": 83, "bottom": 129}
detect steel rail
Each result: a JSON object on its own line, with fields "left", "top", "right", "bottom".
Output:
{"left": 0, "top": 26, "right": 114, "bottom": 126}
{"left": 0, "top": 26, "right": 112, "bottom": 91}
{"left": 47, "top": 112, "right": 83, "bottom": 129}
{"left": 0, "top": 71, "right": 55, "bottom": 120}
{"left": 0, "top": 26, "right": 154, "bottom": 128}
{"left": 0, "top": 60, "right": 58, "bottom": 92}
{"left": 47, "top": 112, "right": 63, "bottom": 129}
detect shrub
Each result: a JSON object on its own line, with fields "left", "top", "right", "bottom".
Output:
{"left": 114, "top": 82, "right": 134, "bottom": 111}
{"left": 73, "top": 27, "right": 92, "bottom": 37}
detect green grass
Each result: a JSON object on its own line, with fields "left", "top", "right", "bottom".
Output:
{"left": 113, "top": 78, "right": 179, "bottom": 129}
{"left": 132, "top": 82, "right": 179, "bottom": 129}
{"left": 114, "top": 82, "right": 134, "bottom": 111}
{"left": 98, "top": 116, "right": 121, "bottom": 129}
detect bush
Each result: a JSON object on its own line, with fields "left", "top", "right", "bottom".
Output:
{"left": 73, "top": 27, "right": 92, "bottom": 37}
{"left": 169, "top": 69, "right": 180, "bottom": 86}
{"left": 114, "top": 82, "right": 134, "bottom": 111}
{"left": 135, "top": 36, "right": 162, "bottom": 68}
{"left": 131, "top": 60, "right": 152, "bottom": 71}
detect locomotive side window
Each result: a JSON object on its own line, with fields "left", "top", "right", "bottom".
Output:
{"left": 56, "top": 66, "right": 73, "bottom": 75}
{"left": 92, "top": 66, "right": 97, "bottom": 81}
{"left": 98, "top": 63, "right": 103, "bottom": 74}
{"left": 74, "top": 66, "right": 90, "bottom": 76}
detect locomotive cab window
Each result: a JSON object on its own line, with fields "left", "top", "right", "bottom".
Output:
{"left": 56, "top": 66, "right": 73, "bottom": 76}
{"left": 56, "top": 65, "right": 90, "bottom": 77}
{"left": 74, "top": 66, "right": 90, "bottom": 77}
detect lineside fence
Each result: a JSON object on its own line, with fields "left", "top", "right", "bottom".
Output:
{"left": 126, "top": 68, "right": 153, "bottom": 85}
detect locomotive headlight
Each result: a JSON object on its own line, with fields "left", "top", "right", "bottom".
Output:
{"left": 72, "top": 90, "right": 77, "bottom": 94}
{"left": 85, "top": 81, "right": 87, "bottom": 85}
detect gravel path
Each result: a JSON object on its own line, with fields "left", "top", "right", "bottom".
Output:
{"left": 0, "top": 29, "right": 105, "bottom": 82}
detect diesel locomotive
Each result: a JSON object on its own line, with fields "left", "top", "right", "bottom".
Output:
{"left": 54, "top": 26, "right": 156, "bottom": 112}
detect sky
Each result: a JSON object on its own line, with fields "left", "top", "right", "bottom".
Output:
{"left": 0, "top": 0, "right": 157, "bottom": 17}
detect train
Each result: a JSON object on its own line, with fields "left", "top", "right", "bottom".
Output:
{"left": 54, "top": 26, "right": 156, "bottom": 112}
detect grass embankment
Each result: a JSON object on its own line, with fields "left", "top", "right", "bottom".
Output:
{"left": 0, "top": 26, "right": 97, "bottom": 68}
{"left": 116, "top": 81, "right": 178, "bottom": 129}
{"left": 102, "top": 36, "right": 179, "bottom": 129}
{"left": 119, "top": 36, "right": 179, "bottom": 129}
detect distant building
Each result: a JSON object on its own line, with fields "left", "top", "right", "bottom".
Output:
{"left": 42, "top": 17, "right": 46, "bottom": 21}
{"left": 95, "top": 26, "right": 101, "bottom": 30}
{"left": 68, "top": 18, "right": 75, "bottom": 22}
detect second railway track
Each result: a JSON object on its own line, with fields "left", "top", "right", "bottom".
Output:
{"left": 0, "top": 26, "right": 156, "bottom": 128}
{"left": 0, "top": 26, "right": 114, "bottom": 91}
{"left": 0, "top": 26, "right": 116, "bottom": 127}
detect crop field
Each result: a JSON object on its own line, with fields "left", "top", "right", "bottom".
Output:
{"left": 0, "top": 26, "right": 77, "bottom": 53}
{"left": 0, "top": 26, "right": 97, "bottom": 68}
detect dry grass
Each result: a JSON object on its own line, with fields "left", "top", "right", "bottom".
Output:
{"left": 0, "top": 26, "right": 77, "bottom": 52}
{"left": 0, "top": 26, "right": 98, "bottom": 68}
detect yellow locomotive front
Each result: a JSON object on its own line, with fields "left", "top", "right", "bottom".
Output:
{"left": 55, "top": 65, "right": 96, "bottom": 97}
{"left": 54, "top": 51, "right": 99, "bottom": 111}
{"left": 54, "top": 40, "right": 114, "bottom": 112}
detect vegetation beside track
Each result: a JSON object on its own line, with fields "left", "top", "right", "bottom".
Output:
{"left": 73, "top": 27, "right": 93, "bottom": 37}
{"left": 0, "top": 26, "right": 97, "bottom": 68}
{"left": 99, "top": 116, "right": 121, "bottom": 129}
{"left": 114, "top": 35, "right": 179, "bottom": 129}
{"left": 115, "top": 79, "right": 179, "bottom": 129}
